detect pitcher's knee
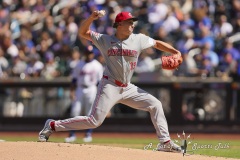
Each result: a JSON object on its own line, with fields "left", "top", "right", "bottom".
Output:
{"left": 91, "top": 121, "right": 103, "bottom": 128}
{"left": 88, "top": 116, "right": 103, "bottom": 128}
{"left": 148, "top": 101, "right": 163, "bottom": 112}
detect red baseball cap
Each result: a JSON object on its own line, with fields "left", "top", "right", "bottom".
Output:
{"left": 113, "top": 12, "right": 138, "bottom": 28}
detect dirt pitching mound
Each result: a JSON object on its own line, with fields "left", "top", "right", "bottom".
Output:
{"left": 0, "top": 142, "right": 237, "bottom": 160}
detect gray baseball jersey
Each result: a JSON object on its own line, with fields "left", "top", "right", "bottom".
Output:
{"left": 90, "top": 31, "right": 155, "bottom": 83}
{"left": 54, "top": 32, "right": 171, "bottom": 143}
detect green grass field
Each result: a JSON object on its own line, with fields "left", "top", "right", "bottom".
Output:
{"left": 1, "top": 135, "right": 240, "bottom": 159}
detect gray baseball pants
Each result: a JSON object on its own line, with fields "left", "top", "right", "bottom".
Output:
{"left": 55, "top": 77, "right": 171, "bottom": 143}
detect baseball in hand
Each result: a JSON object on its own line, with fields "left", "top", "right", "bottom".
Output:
{"left": 98, "top": 10, "right": 106, "bottom": 17}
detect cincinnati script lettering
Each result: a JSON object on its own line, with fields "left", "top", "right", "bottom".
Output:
{"left": 108, "top": 49, "right": 137, "bottom": 57}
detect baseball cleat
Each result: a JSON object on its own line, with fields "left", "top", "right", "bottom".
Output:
{"left": 39, "top": 119, "right": 54, "bottom": 142}
{"left": 83, "top": 136, "right": 92, "bottom": 143}
{"left": 158, "top": 140, "right": 182, "bottom": 153}
{"left": 65, "top": 136, "right": 77, "bottom": 143}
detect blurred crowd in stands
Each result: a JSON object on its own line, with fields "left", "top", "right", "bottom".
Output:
{"left": 0, "top": 0, "right": 240, "bottom": 80}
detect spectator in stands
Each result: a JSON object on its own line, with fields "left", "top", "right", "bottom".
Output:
{"left": 232, "top": 15, "right": 240, "bottom": 33}
{"left": 154, "top": 27, "right": 170, "bottom": 42}
{"left": 66, "top": 16, "right": 79, "bottom": 46}
{"left": 68, "top": 47, "right": 81, "bottom": 75}
{"left": 25, "top": 53, "right": 44, "bottom": 78}
{"left": 179, "top": 12, "right": 195, "bottom": 31}
{"left": 42, "top": 16, "right": 57, "bottom": 37}
{"left": 1, "top": 32, "right": 19, "bottom": 59}
{"left": 201, "top": 43, "right": 219, "bottom": 67}
{"left": 176, "top": 29, "right": 195, "bottom": 53}
{"left": 212, "top": 15, "right": 233, "bottom": 39}
{"left": 16, "top": 27, "right": 35, "bottom": 57}
{"left": 217, "top": 38, "right": 240, "bottom": 78}
{"left": 214, "top": 0, "right": 229, "bottom": 21}
{"left": 194, "top": 26, "right": 215, "bottom": 51}
{"left": 230, "top": 0, "right": 240, "bottom": 28}
{"left": 32, "top": 0, "right": 48, "bottom": 15}
{"left": 37, "top": 34, "right": 53, "bottom": 61}
{"left": 193, "top": 43, "right": 219, "bottom": 77}
{"left": 174, "top": 50, "right": 198, "bottom": 77}
{"left": 217, "top": 52, "right": 238, "bottom": 78}
{"left": 192, "top": 4, "right": 212, "bottom": 30}
{"left": 155, "top": 6, "right": 180, "bottom": 35}
{"left": 11, "top": 56, "right": 27, "bottom": 77}
{"left": 0, "top": 1, "right": 11, "bottom": 36}
{"left": 41, "top": 51, "right": 60, "bottom": 80}
{"left": 220, "top": 39, "right": 240, "bottom": 62}
{"left": 0, "top": 47, "right": 9, "bottom": 78}
{"left": 51, "top": 28, "right": 66, "bottom": 56}
{"left": 147, "top": 0, "right": 168, "bottom": 31}
{"left": 170, "top": 1, "right": 184, "bottom": 22}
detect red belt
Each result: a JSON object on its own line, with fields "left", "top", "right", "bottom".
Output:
{"left": 103, "top": 75, "right": 128, "bottom": 87}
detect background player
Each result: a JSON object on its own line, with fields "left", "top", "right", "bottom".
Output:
{"left": 65, "top": 46, "right": 104, "bottom": 143}
{"left": 39, "top": 11, "right": 182, "bottom": 153}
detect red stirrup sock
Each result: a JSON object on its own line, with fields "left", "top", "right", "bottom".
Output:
{"left": 164, "top": 140, "right": 170, "bottom": 144}
{"left": 50, "top": 121, "right": 55, "bottom": 131}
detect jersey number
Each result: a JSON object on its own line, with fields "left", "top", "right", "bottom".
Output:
{"left": 130, "top": 62, "right": 136, "bottom": 70}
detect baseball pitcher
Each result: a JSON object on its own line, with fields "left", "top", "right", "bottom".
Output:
{"left": 39, "top": 10, "right": 183, "bottom": 153}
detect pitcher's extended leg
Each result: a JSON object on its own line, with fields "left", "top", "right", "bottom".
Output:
{"left": 54, "top": 79, "right": 121, "bottom": 131}
{"left": 120, "top": 83, "right": 170, "bottom": 143}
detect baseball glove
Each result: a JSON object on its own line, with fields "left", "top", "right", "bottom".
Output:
{"left": 161, "top": 53, "right": 183, "bottom": 70}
